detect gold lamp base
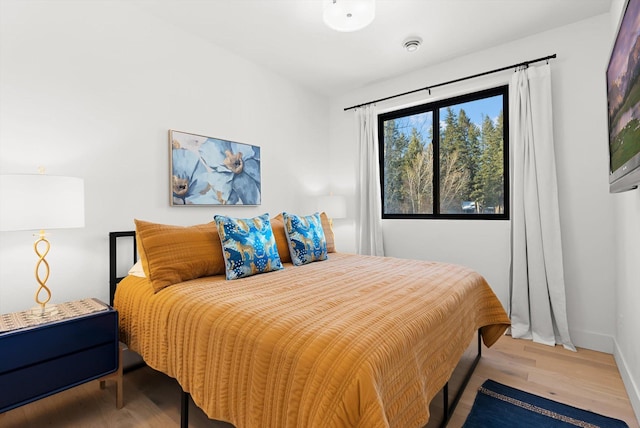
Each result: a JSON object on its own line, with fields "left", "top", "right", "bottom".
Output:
{"left": 31, "top": 230, "right": 56, "bottom": 318}
{"left": 28, "top": 304, "right": 59, "bottom": 319}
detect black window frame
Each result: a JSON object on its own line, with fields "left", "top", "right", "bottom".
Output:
{"left": 378, "top": 85, "right": 510, "bottom": 220}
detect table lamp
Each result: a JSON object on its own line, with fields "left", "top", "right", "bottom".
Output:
{"left": 0, "top": 173, "right": 85, "bottom": 317}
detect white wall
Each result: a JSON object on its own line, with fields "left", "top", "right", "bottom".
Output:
{"left": 0, "top": 0, "right": 330, "bottom": 313}
{"left": 610, "top": 0, "right": 640, "bottom": 420}
{"left": 329, "top": 14, "right": 618, "bottom": 353}
{"left": 614, "top": 187, "right": 640, "bottom": 420}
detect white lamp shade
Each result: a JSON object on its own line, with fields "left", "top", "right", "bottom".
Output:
{"left": 318, "top": 194, "right": 347, "bottom": 219}
{"left": 0, "top": 174, "right": 85, "bottom": 231}
{"left": 323, "top": 0, "right": 375, "bottom": 32}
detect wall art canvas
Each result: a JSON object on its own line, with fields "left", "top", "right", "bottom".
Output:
{"left": 169, "top": 130, "right": 261, "bottom": 206}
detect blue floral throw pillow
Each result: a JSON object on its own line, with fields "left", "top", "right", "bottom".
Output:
{"left": 214, "top": 213, "right": 283, "bottom": 280}
{"left": 282, "top": 212, "right": 328, "bottom": 266}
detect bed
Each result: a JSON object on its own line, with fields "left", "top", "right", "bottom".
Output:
{"left": 109, "top": 213, "right": 510, "bottom": 428}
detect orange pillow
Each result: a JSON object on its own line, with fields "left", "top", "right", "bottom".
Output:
{"left": 271, "top": 213, "right": 291, "bottom": 263}
{"left": 319, "top": 212, "right": 336, "bottom": 253}
{"left": 134, "top": 219, "right": 225, "bottom": 293}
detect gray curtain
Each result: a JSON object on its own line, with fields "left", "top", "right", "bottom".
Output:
{"left": 510, "top": 64, "right": 575, "bottom": 351}
{"left": 356, "top": 105, "right": 384, "bottom": 256}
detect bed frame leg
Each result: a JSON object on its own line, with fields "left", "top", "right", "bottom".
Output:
{"left": 181, "top": 391, "right": 189, "bottom": 428}
{"left": 439, "top": 330, "right": 482, "bottom": 428}
{"left": 441, "top": 382, "right": 449, "bottom": 428}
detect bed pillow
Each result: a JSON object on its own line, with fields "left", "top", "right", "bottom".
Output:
{"left": 274, "top": 212, "right": 333, "bottom": 257}
{"left": 270, "top": 213, "right": 292, "bottom": 263}
{"left": 214, "top": 213, "right": 284, "bottom": 280}
{"left": 282, "top": 212, "right": 328, "bottom": 266}
{"left": 128, "top": 260, "right": 146, "bottom": 278}
{"left": 134, "top": 219, "right": 226, "bottom": 293}
{"left": 319, "top": 212, "right": 336, "bottom": 253}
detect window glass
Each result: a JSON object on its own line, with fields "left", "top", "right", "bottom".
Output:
{"left": 381, "top": 111, "right": 433, "bottom": 215}
{"left": 378, "top": 86, "right": 508, "bottom": 219}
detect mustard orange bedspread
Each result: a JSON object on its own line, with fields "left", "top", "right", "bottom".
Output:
{"left": 115, "top": 253, "right": 509, "bottom": 428}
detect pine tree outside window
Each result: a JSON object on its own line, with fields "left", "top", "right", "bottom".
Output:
{"left": 378, "top": 86, "right": 509, "bottom": 219}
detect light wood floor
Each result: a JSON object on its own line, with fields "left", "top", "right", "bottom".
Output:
{"left": 444, "top": 335, "right": 639, "bottom": 428}
{"left": 1, "top": 335, "right": 638, "bottom": 428}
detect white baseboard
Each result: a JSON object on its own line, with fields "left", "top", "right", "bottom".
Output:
{"left": 614, "top": 339, "right": 640, "bottom": 425}
{"left": 569, "top": 329, "right": 614, "bottom": 353}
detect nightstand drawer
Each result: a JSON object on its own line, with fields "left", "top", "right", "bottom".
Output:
{"left": 0, "top": 303, "right": 118, "bottom": 413}
{"left": 0, "top": 311, "right": 117, "bottom": 374}
{"left": 0, "top": 342, "right": 116, "bottom": 410}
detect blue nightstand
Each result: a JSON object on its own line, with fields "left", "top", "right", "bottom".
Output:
{"left": 0, "top": 298, "right": 121, "bottom": 413}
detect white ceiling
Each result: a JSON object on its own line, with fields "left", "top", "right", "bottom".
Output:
{"left": 133, "top": 0, "right": 613, "bottom": 97}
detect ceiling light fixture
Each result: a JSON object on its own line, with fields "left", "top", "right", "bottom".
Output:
{"left": 323, "top": 0, "right": 375, "bottom": 32}
{"left": 404, "top": 37, "right": 422, "bottom": 52}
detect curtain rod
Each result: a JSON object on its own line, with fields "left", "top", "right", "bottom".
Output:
{"left": 343, "top": 53, "right": 557, "bottom": 112}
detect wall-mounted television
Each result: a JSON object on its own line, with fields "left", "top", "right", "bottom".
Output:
{"left": 607, "top": 0, "right": 640, "bottom": 193}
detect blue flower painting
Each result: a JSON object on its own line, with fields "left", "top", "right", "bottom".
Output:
{"left": 170, "top": 130, "right": 261, "bottom": 206}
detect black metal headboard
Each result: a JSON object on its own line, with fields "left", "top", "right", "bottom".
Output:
{"left": 109, "top": 231, "right": 137, "bottom": 306}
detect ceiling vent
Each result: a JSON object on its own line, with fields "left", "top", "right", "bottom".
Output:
{"left": 403, "top": 37, "right": 422, "bottom": 52}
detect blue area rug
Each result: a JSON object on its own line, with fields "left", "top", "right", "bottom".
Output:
{"left": 463, "top": 380, "right": 629, "bottom": 427}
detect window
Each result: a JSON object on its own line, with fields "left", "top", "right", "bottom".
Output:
{"left": 378, "top": 86, "right": 509, "bottom": 219}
